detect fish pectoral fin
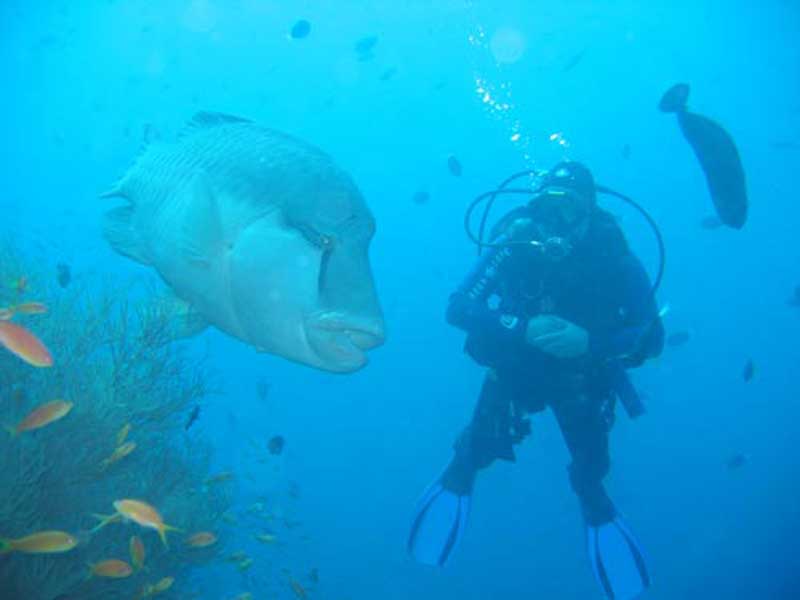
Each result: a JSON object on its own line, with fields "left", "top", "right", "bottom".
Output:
{"left": 103, "top": 205, "right": 151, "bottom": 265}
{"left": 178, "top": 172, "right": 224, "bottom": 266}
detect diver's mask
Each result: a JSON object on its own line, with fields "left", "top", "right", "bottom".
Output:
{"left": 524, "top": 186, "right": 592, "bottom": 261}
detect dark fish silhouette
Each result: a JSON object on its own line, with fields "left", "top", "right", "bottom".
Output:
{"left": 621, "top": 144, "right": 631, "bottom": 160}
{"left": 742, "top": 358, "right": 755, "bottom": 382}
{"left": 267, "top": 435, "right": 285, "bottom": 455}
{"left": 562, "top": 48, "right": 587, "bottom": 72}
{"left": 726, "top": 453, "right": 748, "bottom": 470}
{"left": 447, "top": 155, "right": 462, "bottom": 177}
{"left": 185, "top": 405, "right": 201, "bottom": 430}
{"left": 412, "top": 191, "right": 430, "bottom": 205}
{"left": 666, "top": 331, "right": 690, "bottom": 347}
{"left": 379, "top": 67, "right": 398, "bottom": 82}
{"left": 660, "top": 83, "right": 748, "bottom": 229}
{"left": 256, "top": 377, "right": 271, "bottom": 403}
{"left": 56, "top": 262, "right": 71, "bottom": 288}
{"left": 355, "top": 35, "right": 378, "bottom": 58}
{"left": 290, "top": 19, "right": 311, "bottom": 39}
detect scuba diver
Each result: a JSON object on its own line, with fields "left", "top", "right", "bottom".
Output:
{"left": 408, "top": 161, "right": 664, "bottom": 600}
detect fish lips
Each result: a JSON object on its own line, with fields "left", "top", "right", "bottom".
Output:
{"left": 306, "top": 312, "right": 385, "bottom": 372}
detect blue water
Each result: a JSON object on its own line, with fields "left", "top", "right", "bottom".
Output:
{"left": 2, "top": 1, "right": 799, "bottom": 598}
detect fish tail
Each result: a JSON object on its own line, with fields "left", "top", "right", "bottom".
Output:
{"left": 158, "top": 527, "right": 169, "bottom": 549}
{"left": 0, "top": 538, "right": 13, "bottom": 554}
{"left": 90, "top": 512, "right": 116, "bottom": 533}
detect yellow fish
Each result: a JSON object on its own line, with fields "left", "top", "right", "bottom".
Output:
{"left": 237, "top": 558, "right": 253, "bottom": 571}
{"left": 6, "top": 400, "right": 72, "bottom": 436}
{"left": 87, "top": 558, "right": 132, "bottom": 579}
{"left": 113, "top": 499, "right": 180, "bottom": 547}
{"left": 185, "top": 531, "right": 217, "bottom": 548}
{"left": 100, "top": 441, "right": 137, "bottom": 469}
{"left": 0, "top": 530, "right": 77, "bottom": 554}
{"left": 130, "top": 535, "right": 145, "bottom": 571}
{"left": 151, "top": 576, "right": 175, "bottom": 593}
{"left": 255, "top": 532, "right": 277, "bottom": 544}
{"left": 116, "top": 423, "right": 131, "bottom": 446}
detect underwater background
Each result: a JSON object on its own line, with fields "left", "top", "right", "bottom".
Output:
{"left": 1, "top": 0, "right": 799, "bottom": 598}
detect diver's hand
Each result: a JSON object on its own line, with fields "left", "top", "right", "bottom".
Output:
{"left": 525, "top": 315, "right": 589, "bottom": 359}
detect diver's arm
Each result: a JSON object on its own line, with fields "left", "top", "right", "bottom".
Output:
{"left": 446, "top": 242, "right": 527, "bottom": 347}
{"left": 589, "top": 255, "right": 664, "bottom": 363}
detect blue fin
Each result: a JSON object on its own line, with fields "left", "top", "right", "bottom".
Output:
{"left": 407, "top": 477, "right": 471, "bottom": 567}
{"left": 587, "top": 516, "right": 651, "bottom": 600}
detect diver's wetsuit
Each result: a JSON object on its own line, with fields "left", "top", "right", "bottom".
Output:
{"left": 446, "top": 208, "right": 664, "bottom": 526}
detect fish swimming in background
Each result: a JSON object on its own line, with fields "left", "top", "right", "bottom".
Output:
{"left": 101, "top": 111, "right": 384, "bottom": 373}
{"left": 659, "top": 83, "right": 748, "bottom": 229}
{"left": 290, "top": 578, "right": 308, "bottom": 599}
{"left": 290, "top": 19, "right": 311, "bottom": 39}
{"left": 742, "top": 358, "right": 755, "bottom": 382}
{"left": 379, "top": 66, "right": 398, "bottom": 81}
{"left": 255, "top": 377, "right": 271, "bottom": 402}
{"left": 309, "top": 567, "right": 319, "bottom": 583}
{"left": 6, "top": 400, "right": 73, "bottom": 436}
{"left": 0, "top": 531, "right": 77, "bottom": 554}
{"left": 562, "top": 47, "right": 587, "bottom": 72}
{"left": 354, "top": 35, "right": 379, "bottom": 60}
{"left": 0, "top": 320, "right": 53, "bottom": 367}
{"left": 726, "top": 453, "right": 749, "bottom": 470}
{"left": 412, "top": 190, "right": 430, "bottom": 205}
{"left": 621, "top": 144, "right": 631, "bottom": 160}
{"left": 130, "top": 535, "right": 145, "bottom": 571}
{"left": 267, "top": 435, "right": 285, "bottom": 455}
{"left": 87, "top": 559, "right": 133, "bottom": 579}
{"left": 255, "top": 532, "right": 277, "bottom": 544}
{"left": 185, "top": 405, "right": 201, "bottom": 430}
{"left": 100, "top": 441, "right": 137, "bottom": 469}
{"left": 140, "top": 576, "right": 175, "bottom": 597}
{"left": 186, "top": 531, "right": 217, "bottom": 548}
{"left": 447, "top": 155, "right": 463, "bottom": 177}
{"left": 56, "top": 262, "right": 71, "bottom": 288}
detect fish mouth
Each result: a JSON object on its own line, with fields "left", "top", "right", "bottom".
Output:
{"left": 306, "top": 312, "right": 385, "bottom": 373}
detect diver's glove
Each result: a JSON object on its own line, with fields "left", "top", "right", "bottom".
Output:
{"left": 525, "top": 315, "right": 589, "bottom": 359}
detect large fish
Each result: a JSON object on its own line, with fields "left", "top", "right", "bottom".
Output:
{"left": 102, "top": 112, "right": 384, "bottom": 373}
{"left": 659, "top": 83, "right": 748, "bottom": 229}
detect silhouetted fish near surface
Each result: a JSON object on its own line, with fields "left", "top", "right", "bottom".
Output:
{"left": 742, "top": 358, "right": 755, "bottom": 382}
{"left": 700, "top": 215, "right": 723, "bottom": 230}
{"left": 660, "top": 83, "right": 748, "bottom": 229}
{"left": 447, "top": 155, "right": 462, "bottom": 177}
{"left": 562, "top": 48, "right": 587, "bottom": 72}
{"left": 666, "top": 331, "right": 690, "bottom": 347}
{"left": 355, "top": 35, "right": 378, "bottom": 60}
{"left": 412, "top": 191, "right": 430, "bottom": 205}
{"left": 726, "top": 453, "right": 749, "bottom": 470}
{"left": 379, "top": 67, "right": 398, "bottom": 82}
{"left": 290, "top": 19, "right": 311, "bottom": 39}
{"left": 267, "top": 435, "right": 285, "bottom": 455}
{"left": 56, "top": 262, "right": 71, "bottom": 288}
{"left": 185, "top": 405, "right": 200, "bottom": 430}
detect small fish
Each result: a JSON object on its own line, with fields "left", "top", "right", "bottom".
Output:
{"left": 6, "top": 400, "right": 73, "bottom": 436}
{"left": 221, "top": 512, "right": 237, "bottom": 525}
{"left": 700, "top": 215, "right": 723, "bottom": 230}
{"left": 205, "top": 471, "right": 234, "bottom": 485}
{"left": 267, "top": 435, "right": 285, "bottom": 455}
{"left": 290, "top": 19, "right": 311, "bottom": 39}
{"left": 0, "top": 531, "right": 77, "bottom": 554}
{"left": 87, "top": 559, "right": 133, "bottom": 579}
{"left": 355, "top": 35, "right": 379, "bottom": 56}
{"left": 255, "top": 532, "right": 277, "bottom": 544}
{"left": 562, "top": 48, "right": 587, "bottom": 72}
{"left": 113, "top": 499, "right": 181, "bottom": 547}
{"left": 100, "top": 441, "right": 137, "bottom": 469}
{"left": 186, "top": 531, "right": 217, "bottom": 548}
{"left": 232, "top": 594, "right": 253, "bottom": 600}
{"left": 621, "top": 144, "right": 631, "bottom": 160}
{"left": 0, "top": 321, "right": 53, "bottom": 367}
{"left": 742, "top": 359, "right": 755, "bottom": 382}
{"left": 237, "top": 558, "right": 254, "bottom": 571}
{"left": 412, "top": 190, "right": 430, "bottom": 205}
{"left": 447, "top": 155, "right": 462, "bottom": 176}
{"left": 255, "top": 377, "right": 271, "bottom": 402}
{"left": 308, "top": 567, "right": 319, "bottom": 583}
{"left": 142, "top": 576, "right": 175, "bottom": 597}
{"left": 10, "top": 302, "right": 48, "bottom": 315}
{"left": 290, "top": 578, "right": 308, "bottom": 599}
{"left": 56, "top": 262, "right": 71, "bottom": 288}
{"left": 185, "top": 405, "right": 201, "bottom": 430}
{"left": 726, "top": 453, "right": 749, "bottom": 470}
{"left": 379, "top": 66, "right": 398, "bottom": 81}
{"left": 228, "top": 551, "right": 249, "bottom": 563}
{"left": 116, "top": 423, "right": 131, "bottom": 446}
{"left": 666, "top": 331, "right": 691, "bottom": 347}
{"left": 130, "top": 535, "right": 145, "bottom": 570}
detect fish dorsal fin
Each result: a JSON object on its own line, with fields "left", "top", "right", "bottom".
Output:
{"left": 178, "top": 172, "right": 224, "bottom": 267}
{"left": 179, "top": 111, "right": 252, "bottom": 138}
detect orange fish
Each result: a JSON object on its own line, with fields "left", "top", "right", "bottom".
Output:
{"left": 114, "top": 499, "right": 181, "bottom": 547}
{"left": 87, "top": 558, "right": 133, "bottom": 579}
{"left": 290, "top": 578, "right": 308, "bottom": 599}
{"left": 0, "top": 321, "right": 53, "bottom": 367}
{"left": 6, "top": 400, "right": 73, "bottom": 436}
{"left": 130, "top": 535, "right": 145, "bottom": 570}
{"left": 12, "top": 302, "right": 48, "bottom": 315}
{"left": 0, "top": 530, "right": 77, "bottom": 554}
{"left": 100, "top": 441, "right": 137, "bottom": 469}
{"left": 186, "top": 531, "right": 217, "bottom": 548}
